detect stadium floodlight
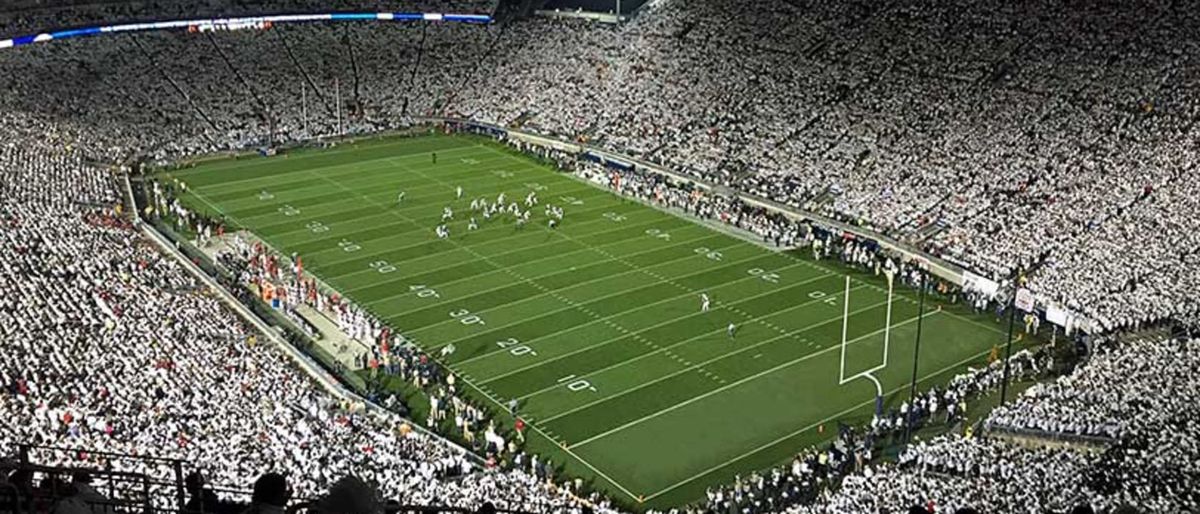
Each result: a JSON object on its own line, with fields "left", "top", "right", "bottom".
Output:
{"left": 837, "top": 273, "right": 894, "bottom": 416}
{"left": 0, "top": 12, "right": 492, "bottom": 51}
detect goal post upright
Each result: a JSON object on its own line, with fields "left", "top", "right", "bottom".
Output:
{"left": 837, "top": 272, "right": 896, "bottom": 416}
{"left": 838, "top": 275, "right": 851, "bottom": 384}
{"left": 882, "top": 270, "right": 894, "bottom": 365}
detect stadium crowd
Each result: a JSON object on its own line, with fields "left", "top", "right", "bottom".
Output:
{"left": 649, "top": 336, "right": 1197, "bottom": 514}
{"left": 1, "top": 0, "right": 1197, "bottom": 334}
{"left": 1, "top": 0, "right": 1200, "bottom": 512}
{"left": 0, "top": 138, "right": 611, "bottom": 512}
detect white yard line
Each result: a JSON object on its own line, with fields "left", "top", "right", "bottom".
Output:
{"left": 537, "top": 295, "right": 897, "bottom": 426}
{"left": 441, "top": 250, "right": 790, "bottom": 361}
{"left": 341, "top": 231, "right": 726, "bottom": 311}
{"left": 188, "top": 141, "right": 1002, "bottom": 506}
{"left": 316, "top": 209, "right": 673, "bottom": 285}
{"left": 507, "top": 283, "right": 869, "bottom": 400}
{"left": 564, "top": 307, "right": 941, "bottom": 448}
{"left": 641, "top": 342, "right": 991, "bottom": 501}
{"left": 177, "top": 143, "right": 487, "bottom": 186}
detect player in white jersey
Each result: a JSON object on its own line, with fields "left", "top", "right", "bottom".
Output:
{"left": 700, "top": 293, "right": 710, "bottom": 312}
{"left": 727, "top": 322, "right": 737, "bottom": 339}
{"left": 397, "top": 191, "right": 406, "bottom": 205}
{"left": 468, "top": 217, "right": 478, "bottom": 231}
{"left": 470, "top": 198, "right": 480, "bottom": 211}
{"left": 442, "top": 206, "right": 453, "bottom": 221}
{"left": 497, "top": 192, "right": 506, "bottom": 205}
{"left": 456, "top": 186, "right": 463, "bottom": 199}
{"left": 436, "top": 224, "right": 449, "bottom": 238}
{"left": 525, "top": 191, "right": 538, "bottom": 207}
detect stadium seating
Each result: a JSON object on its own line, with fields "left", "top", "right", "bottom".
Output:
{"left": 1, "top": 0, "right": 1198, "bottom": 512}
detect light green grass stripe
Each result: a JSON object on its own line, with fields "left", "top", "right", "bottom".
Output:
{"left": 303, "top": 212, "right": 705, "bottom": 276}
{"left": 536, "top": 293, "right": 895, "bottom": 426}
{"left": 177, "top": 140, "right": 483, "bottom": 187}
{"left": 170, "top": 135, "right": 464, "bottom": 177}
{"left": 315, "top": 216, "right": 690, "bottom": 290}
{"left": 231, "top": 176, "right": 615, "bottom": 243}
{"left": 219, "top": 175, "right": 599, "bottom": 228}
{"left": 500, "top": 281, "right": 871, "bottom": 398}
{"left": 567, "top": 306, "right": 940, "bottom": 449}
{"left": 642, "top": 340, "right": 992, "bottom": 501}
{"left": 278, "top": 197, "right": 666, "bottom": 272}
{"left": 213, "top": 161, "right": 595, "bottom": 222}
{"left": 261, "top": 185, "right": 627, "bottom": 249}
{"left": 445, "top": 253, "right": 827, "bottom": 368}
{"left": 396, "top": 241, "right": 784, "bottom": 344}
{"left": 361, "top": 233, "right": 744, "bottom": 337}
{"left": 351, "top": 231, "right": 730, "bottom": 319}
{"left": 196, "top": 153, "right": 511, "bottom": 201}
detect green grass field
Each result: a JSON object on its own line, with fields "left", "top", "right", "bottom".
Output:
{"left": 165, "top": 134, "right": 1016, "bottom": 509}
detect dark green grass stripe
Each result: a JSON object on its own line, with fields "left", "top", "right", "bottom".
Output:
{"left": 441, "top": 244, "right": 806, "bottom": 377}
{"left": 303, "top": 211, "right": 691, "bottom": 291}
{"left": 543, "top": 297, "right": 911, "bottom": 444}
{"left": 295, "top": 211, "right": 686, "bottom": 266}
{"left": 399, "top": 251, "right": 769, "bottom": 365}
{"left": 303, "top": 203, "right": 693, "bottom": 278}
{"left": 271, "top": 194, "right": 664, "bottom": 264}
{"left": 204, "top": 157, "right": 551, "bottom": 210}
{"left": 525, "top": 285, "right": 888, "bottom": 420}
{"left": 475, "top": 273, "right": 854, "bottom": 399}
{"left": 176, "top": 137, "right": 479, "bottom": 186}
{"left": 179, "top": 147, "right": 486, "bottom": 194}
{"left": 434, "top": 251, "right": 827, "bottom": 377}
{"left": 363, "top": 232, "right": 735, "bottom": 332}
{"left": 257, "top": 192, "right": 642, "bottom": 263}
{"left": 587, "top": 315, "right": 994, "bottom": 503}
{"left": 197, "top": 158, "right": 475, "bottom": 201}
{"left": 324, "top": 222, "right": 722, "bottom": 303}
{"left": 308, "top": 221, "right": 722, "bottom": 314}
{"left": 174, "top": 135, "right": 467, "bottom": 176}
{"left": 398, "top": 237, "right": 778, "bottom": 344}
{"left": 357, "top": 232, "right": 735, "bottom": 326}
{"left": 229, "top": 178, "right": 612, "bottom": 237}
{"left": 212, "top": 168, "right": 595, "bottom": 222}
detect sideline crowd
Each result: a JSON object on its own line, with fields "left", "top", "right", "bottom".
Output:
{"left": 1, "top": 0, "right": 1199, "bottom": 512}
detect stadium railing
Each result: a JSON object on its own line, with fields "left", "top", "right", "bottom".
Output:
{"left": 6, "top": 445, "right": 531, "bottom": 514}
{"left": 121, "top": 171, "right": 487, "bottom": 465}
{"left": 983, "top": 422, "right": 1117, "bottom": 447}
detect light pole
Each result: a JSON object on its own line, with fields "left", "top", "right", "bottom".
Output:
{"left": 904, "top": 268, "right": 927, "bottom": 444}
{"left": 999, "top": 267, "right": 1021, "bottom": 405}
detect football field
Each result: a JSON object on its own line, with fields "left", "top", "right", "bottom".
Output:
{"left": 166, "top": 134, "right": 1010, "bottom": 508}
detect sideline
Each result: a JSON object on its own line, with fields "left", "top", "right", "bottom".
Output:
{"left": 125, "top": 174, "right": 483, "bottom": 465}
